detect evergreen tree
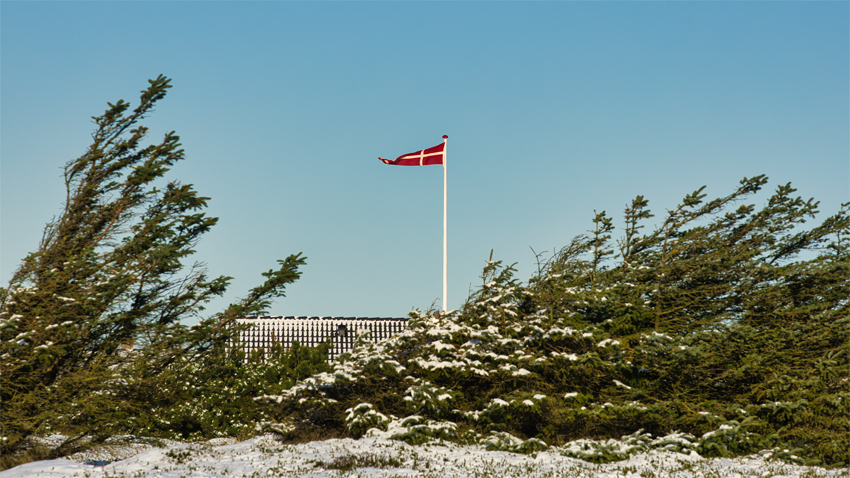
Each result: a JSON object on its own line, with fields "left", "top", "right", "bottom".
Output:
{"left": 263, "top": 176, "right": 848, "bottom": 466}
{"left": 0, "top": 76, "right": 305, "bottom": 456}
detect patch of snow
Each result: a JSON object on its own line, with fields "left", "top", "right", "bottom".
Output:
{"left": 3, "top": 434, "right": 841, "bottom": 478}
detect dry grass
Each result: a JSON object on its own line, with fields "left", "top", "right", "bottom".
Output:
{"left": 312, "top": 452, "right": 404, "bottom": 471}
{"left": 0, "top": 443, "right": 59, "bottom": 471}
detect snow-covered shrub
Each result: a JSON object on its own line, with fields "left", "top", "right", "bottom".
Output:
{"left": 696, "top": 422, "right": 761, "bottom": 458}
{"left": 560, "top": 429, "right": 654, "bottom": 463}
{"left": 370, "top": 415, "right": 457, "bottom": 445}
{"left": 483, "top": 431, "right": 548, "bottom": 454}
{"left": 253, "top": 180, "right": 849, "bottom": 467}
{"left": 402, "top": 381, "right": 456, "bottom": 416}
{"left": 345, "top": 403, "right": 390, "bottom": 438}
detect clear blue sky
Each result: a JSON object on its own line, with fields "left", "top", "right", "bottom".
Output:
{"left": 2, "top": 2, "right": 848, "bottom": 320}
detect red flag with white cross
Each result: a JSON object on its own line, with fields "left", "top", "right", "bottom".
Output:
{"left": 378, "top": 136, "right": 450, "bottom": 312}
{"left": 379, "top": 137, "right": 447, "bottom": 166}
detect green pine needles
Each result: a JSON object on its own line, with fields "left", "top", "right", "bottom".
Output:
{"left": 1, "top": 76, "right": 847, "bottom": 470}
{"left": 264, "top": 177, "right": 848, "bottom": 467}
{"left": 0, "top": 76, "right": 311, "bottom": 463}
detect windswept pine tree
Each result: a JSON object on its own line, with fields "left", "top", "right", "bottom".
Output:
{"left": 1, "top": 75, "right": 847, "bottom": 470}
{"left": 0, "top": 76, "right": 307, "bottom": 457}
{"left": 258, "top": 177, "right": 848, "bottom": 467}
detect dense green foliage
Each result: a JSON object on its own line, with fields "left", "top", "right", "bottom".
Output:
{"left": 1, "top": 75, "right": 846, "bottom": 470}
{"left": 130, "top": 340, "right": 331, "bottom": 440}
{"left": 263, "top": 179, "right": 848, "bottom": 467}
{"left": 0, "top": 77, "right": 312, "bottom": 460}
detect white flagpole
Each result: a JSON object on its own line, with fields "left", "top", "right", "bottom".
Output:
{"left": 442, "top": 135, "right": 448, "bottom": 313}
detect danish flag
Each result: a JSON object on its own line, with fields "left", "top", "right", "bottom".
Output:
{"left": 379, "top": 136, "right": 448, "bottom": 166}
{"left": 377, "top": 135, "right": 451, "bottom": 312}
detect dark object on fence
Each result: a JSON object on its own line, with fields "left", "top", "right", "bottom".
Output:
{"left": 234, "top": 316, "right": 408, "bottom": 362}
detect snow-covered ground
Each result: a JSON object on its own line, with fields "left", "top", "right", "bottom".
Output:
{"left": 2, "top": 435, "right": 846, "bottom": 478}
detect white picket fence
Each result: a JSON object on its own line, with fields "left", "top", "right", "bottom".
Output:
{"left": 233, "top": 316, "right": 408, "bottom": 362}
